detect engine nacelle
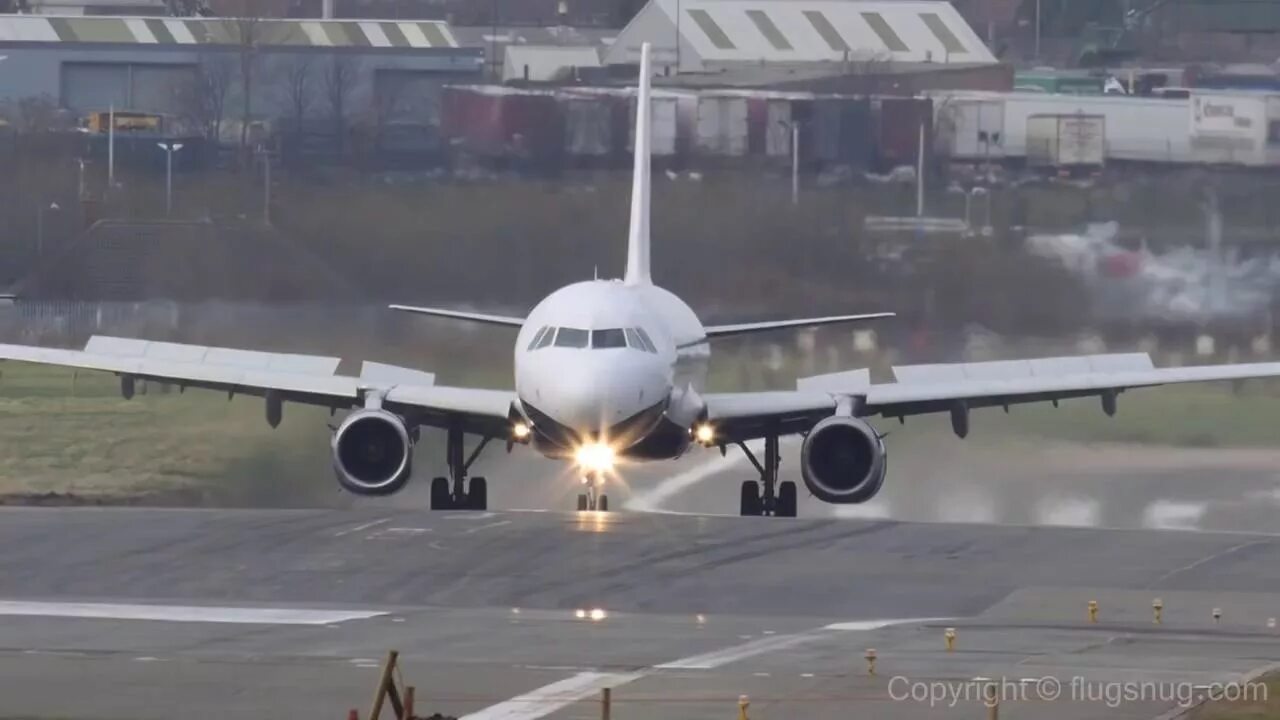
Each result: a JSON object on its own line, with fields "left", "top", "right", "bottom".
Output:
{"left": 331, "top": 409, "right": 413, "bottom": 496}
{"left": 800, "top": 416, "right": 887, "bottom": 504}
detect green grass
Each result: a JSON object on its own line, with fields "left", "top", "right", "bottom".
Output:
{"left": 0, "top": 363, "right": 333, "bottom": 505}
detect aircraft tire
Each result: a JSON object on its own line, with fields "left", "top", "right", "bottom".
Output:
{"left": 739, "top": 481, "right": 761, "bottom": 516}
{"left": 430, "top": 477, "right": 452, "bottom": 510}
{"left": 777, "top": 481, "right": 797, "bottom": 518}
{"left": 469, "top": 477, "right": 488, "bottom": 511}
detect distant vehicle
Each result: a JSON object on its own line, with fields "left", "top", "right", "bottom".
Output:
{"left": 1150, "top": 87, "right": 1191, "bottom": 99}
{"left": 80, "top": 110, "right": 170, "bottom": 135}
{"left": 6, "top": 45, "right": 1280, "bottom": 518}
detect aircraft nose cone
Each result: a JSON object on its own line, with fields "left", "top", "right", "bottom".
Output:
{"left": 540, "top": 355, "right": 668, "bottom": 439}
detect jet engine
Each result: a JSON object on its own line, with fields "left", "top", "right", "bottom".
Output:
{"left": 800, "top": 416, "right": 887, "bottom": 504}
{"left": 331, "top": 409, "right": 413, "bottom": 496}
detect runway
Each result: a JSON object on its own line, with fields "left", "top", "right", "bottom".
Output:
{"left": 3, "top": 504, "right": 1280, "bottom": 719}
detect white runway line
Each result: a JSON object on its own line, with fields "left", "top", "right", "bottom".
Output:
{"left": 459, "top": 671, "right": 642, "bottom": 720}
{"left": 333, "top": 517, "right": 392, "bottom": 537}
{"left": 0, "top": 601, "right": 386, "bottom": 625}
{"left": 462, "top": 616, "right": 943, "bottom": 720}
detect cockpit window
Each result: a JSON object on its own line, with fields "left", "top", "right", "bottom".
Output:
{"left": 624, "top": 328, "right": 644, "bottom": 351}
{"left": 592, "top": 328, "right": 627, "bottom": 349}
{"left": 634, "top": 327, "right": 658, "bottom": 353}
{"left": 553, "top": 327, "right": 589, "bottom": 348}
{"left": 528, "top": 326, "right": 550, "bottom": 350}
{"left": 533, "top": 326, "right": 556, "bottom": 349}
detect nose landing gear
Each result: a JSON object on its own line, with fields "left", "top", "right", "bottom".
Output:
{"left": 577, "top": 471, "right": 609, "bottom": 512}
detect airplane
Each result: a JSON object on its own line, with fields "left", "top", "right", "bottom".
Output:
{"left": 5, "top": 42, "right": 1280, "bottom": 518}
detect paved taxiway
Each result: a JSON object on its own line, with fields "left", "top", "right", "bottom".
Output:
{"left": 3, "top": 505, "right": 1280, "bottom": 719}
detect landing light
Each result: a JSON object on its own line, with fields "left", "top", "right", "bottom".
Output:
{"left": 695, "top": 423, "right": 715, "bottom": 445}
{"left": 575, "top": 443, "right": 615, "bottom": 473}
{"left": 512, "top": 421, "right": 531, "bottom": 440}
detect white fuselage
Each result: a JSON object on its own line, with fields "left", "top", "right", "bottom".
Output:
{"left": 513, "top": 280, "right": 710, "bottom": 460}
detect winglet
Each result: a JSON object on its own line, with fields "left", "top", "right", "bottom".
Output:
{"left": 624, "top": 42, "right": 653, "bottom": 286}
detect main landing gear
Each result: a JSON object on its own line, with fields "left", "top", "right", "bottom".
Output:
{"left": 577, "top": 471, "right": 609, "bottom": 512}
{"left": 430, "top": 425, "right": 491, "bottom": 511}
{"left": 737, "top": 433, "right": 797, "bottom": 518}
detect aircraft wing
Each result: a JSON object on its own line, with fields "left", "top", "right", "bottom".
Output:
{"left": 389, "top": 304, "right": 526, "bottom": 328}
{"left": 0, "top": 336, "right": 516, "bottom": 437}
{"left": 703, "top": 312, "right": 895, "bottom": 339}
{"left": 703, "top": 353, "right": 1280, "bottom": 443}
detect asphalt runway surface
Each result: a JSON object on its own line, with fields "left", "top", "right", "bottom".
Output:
{"left": 7, "top": 436, "right": 1280, "bottom": 720}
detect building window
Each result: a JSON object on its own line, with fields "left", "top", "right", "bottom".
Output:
{"left": 746, "top": 10, "right": 792, "bottom": 51}
{"left": 861, "top": 12, "right": 909, "bottom": 53}
{"left": 920, "top": 13, "right": 967, "bottom": 56}
{"left": 804, "top": 10, "right": 850, "bottom": 52}
{"left": 687, "top": 8, "right": 736, "bottom": 50}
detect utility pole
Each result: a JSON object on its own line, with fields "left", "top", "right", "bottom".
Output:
{"left": 791, "top": 121, "right": 799, "bottom": 206}
{"left": 107, "top": 104, "right": 116, "bottom": 190}
{"left": 491, "top": 0, "right": 499, "bottom": 80}
{"left": 916, "top": 121, "right": 925, "bottom": 217}
{"left": 1035, "top": 0, "right": 1042, "bottom": 60}
{"left": 157, "top": 141, "right": 184, "bottom": 217}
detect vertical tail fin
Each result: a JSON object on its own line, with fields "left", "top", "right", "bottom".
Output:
{"left": 624, "top": 42, "right": 653, "bottom": 286}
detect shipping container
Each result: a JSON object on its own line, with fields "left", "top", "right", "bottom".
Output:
{"left": 695, "top": 94, "right": 749, "bottom": 157}
{"left": 931, "top": 91, "right": 1192, "bottom": 164}
{"left": 1026, "top": 114, "right": 1106, "bottom": 168}
{"left": 935, "top": 97, "right": 1005, "bottom": 160}
{"left": 875, "top": 97, "right": 933, "bottom": 171}
{"left": 441, "top": 86, "right": 563, "bottom": 166}
{"left": 1189, "top": 90, "right": 1280, "bottom": 166}
{"left": 561, "top": 95, "right": 612, "bottom": 157}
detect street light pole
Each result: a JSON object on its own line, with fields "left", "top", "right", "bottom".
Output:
{"left": 791, "top": 121, "right": 799, "bottom": 206}
{"left": 36, "top": 202, "right": 60, "bottom": 258}
{"left": 1035, "top": 0, "right": 1042, "bottom": 60}
{"left": 157, "top": 142, "right": 184, "bottom": 217}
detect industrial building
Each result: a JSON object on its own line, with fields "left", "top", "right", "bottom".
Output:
{"left": 604, "top": 0, "right": 997, "bottom": 72}
{"left": 0, "top": 13, "right": 482, "bottom": 136}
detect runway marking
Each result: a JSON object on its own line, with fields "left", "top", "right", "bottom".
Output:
{"left": 465, "top": 520, "right": 513, "bottom": 534}
{"left": 1146, "top": 540, "right": 1270, "bottom": 588}
{"left": 0, "top": 601, "right": 386, "bottom": 625}
{"left": 462, "top": 617, "right": 942, "bottom": 720}
{"left": 445, "top": 512, "right": 498, "bottom": 521}
{"left": 459, "top": 671, "right": 641, "bottom": 720}
{"left": 333, "top": 517, "right": 392, "bottom": 537}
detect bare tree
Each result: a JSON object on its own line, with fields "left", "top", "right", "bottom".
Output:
{"left": 324, "top": 54, "right": 360, "bottom": 157}
{"left": 280, "top": 55, "right": 315, "bottom": 136}
{"left": 175, "top": 53, "right": 234, "bottom": 142}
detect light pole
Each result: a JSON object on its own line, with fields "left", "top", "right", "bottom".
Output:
{"left": 778, "top": 120, "right": 800, "bottom": 206}
{"left": 157, "top": 142, "right": 184, "bottom": 217}
{"left": 1035, "top": 0, "right": 1042, "bottom": 60}
{"left": 36, "top": 202, "right": 60, "bottom": 257}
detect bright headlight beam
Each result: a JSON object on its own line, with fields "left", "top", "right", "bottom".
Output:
{"left": 575, "top": 443, "right": 615, "bottom": 473}
{"left": 695, "top": 423, "right": 715, "bottom": 444}
{"left": 512, "top": 421, "right": 531, "bottom": 440}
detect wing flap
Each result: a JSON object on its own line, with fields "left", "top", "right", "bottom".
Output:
{"left": 84, "top": 335, "right": 343, "bottom": 375}
{"left": 360, "top": 361, "right": 436, "bottom": 386}
{"left": 796, "top": 368, "right": 872, "bottom": 393}
{"left": 890, "top": 352, "right": 1153, "bottom": 385}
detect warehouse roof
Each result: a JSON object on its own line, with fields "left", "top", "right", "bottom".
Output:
{"left": 0, "top": 15, "right": 460, "bottom": 48}
{"left": 503, "top": 45, "right": 602, "bottom": 82}
{"left": 610, "top": 0, "right": 995, "bottom": 66}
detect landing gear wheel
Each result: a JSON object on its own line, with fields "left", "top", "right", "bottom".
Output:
{"left": 777, "top": 481, "right": 797, "bottom": 518}
{"left": 740, "top": 480, "right": 762, "bottom": 517}
{"left": 577, "top": 494, "right": 589, "bottom": 512}
{"left": 430, "top": 476, "right": 452, "bottom": 510}
{"left": 468, "top": 477, "right": 488, "bottom": 511}
{"left": 598, "top": 495, "right": 608, "bottom": 512}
